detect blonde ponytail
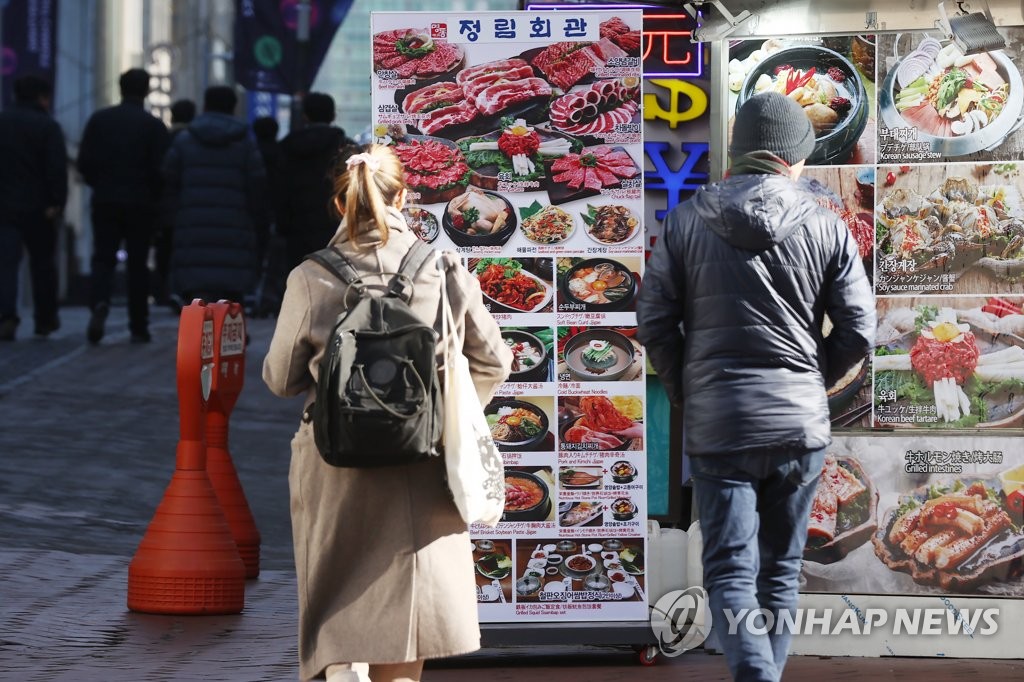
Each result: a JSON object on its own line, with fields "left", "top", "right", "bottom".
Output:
{"left": 333, "top": 144, "right": 406, "bottom": 247}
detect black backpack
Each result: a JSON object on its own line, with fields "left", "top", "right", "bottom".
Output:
{"left": 305, "top": 240, "right": 442, "bottom": 467}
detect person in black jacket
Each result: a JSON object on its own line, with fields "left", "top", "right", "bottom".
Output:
{"left": 162, "top": 86, "right": 266, "bottom": 303}
{"left": 637, "top": 93, "right": 875, "bottom": 681}
{"left": 153, "top": 99, "right": 196, "bottom": 309}
{"left": 78, "top": 68, "right": 170, "bottom": 344}
{"left": 0, "top": 75, "right": 68, "bottom": 341}
{"left": 277, "top": 92, "right": 356, "bottom": 271}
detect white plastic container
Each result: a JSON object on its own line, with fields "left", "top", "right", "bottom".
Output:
{"left": 645, "top": 521, "right": 692, "bottom": 604}
{"left": 685, "top": 520, "right": 704, "bottom": 589}
{"left": 659, "top": 527, "right": 689, "bottom": 596}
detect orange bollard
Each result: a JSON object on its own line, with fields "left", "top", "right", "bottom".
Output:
{"left": 127, "top": 300, "right": 246, "bottom": 615}
{"left": 206, "top": 301, "right": 261, "bottom": 578}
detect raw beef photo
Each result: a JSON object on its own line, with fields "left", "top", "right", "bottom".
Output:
{"left": 548, "top": 78, "right": 640, "bottom": 136}
{"left": 373, "top": 28, "right": 464, "bottom": 78}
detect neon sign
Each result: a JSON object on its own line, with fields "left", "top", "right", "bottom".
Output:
{"left": 525, "top": 3, "right": 703, "bottom": 78}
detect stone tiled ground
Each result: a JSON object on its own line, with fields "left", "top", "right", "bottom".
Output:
{"left": 1, "top": 305, "right": 1023, "bottom": 680}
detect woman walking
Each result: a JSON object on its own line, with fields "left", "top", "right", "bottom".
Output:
{"left": 263, "top": 144, "right": 512, "bottom": 682}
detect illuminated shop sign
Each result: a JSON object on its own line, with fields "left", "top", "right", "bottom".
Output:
{"left": 525, "top": 3, "right": 702, "bottom": 78}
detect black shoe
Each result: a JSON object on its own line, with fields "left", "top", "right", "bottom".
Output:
{"left": 34, "top": 316, "right": 61, "bottom": 337}
{"left": 0, "top": 316, "right": 17, "bottom": 341}
{"left": 87, "top": 303, "right": 109, "bottom": 344}
{"left": 130, "top": 331, "right": 152, "bottom": 344}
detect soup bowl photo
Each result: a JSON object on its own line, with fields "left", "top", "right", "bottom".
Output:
{"left": 502, "top": 470, "right": 551, "bottom": 522}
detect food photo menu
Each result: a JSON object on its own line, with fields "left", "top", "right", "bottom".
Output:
{"left": 371, "top": 9, "right": 647, "bottom": 623}
{"left": 722, "top": 28, "right": 1024, "bottom": 619}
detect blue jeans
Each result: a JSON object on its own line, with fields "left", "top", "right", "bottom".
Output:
{"left": 690, "top": 448, "right": 825, "bottom": 682}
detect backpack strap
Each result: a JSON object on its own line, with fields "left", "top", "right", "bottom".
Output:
{"left": 305, "top": 248, "right": 367, "bottom": 295}
{"left": 386, "top": 240, "right": 434, "bottom": 303}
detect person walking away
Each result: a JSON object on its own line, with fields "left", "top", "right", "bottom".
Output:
{"left": 0, "top": 75, "right": 68, "bottom": 341}
{"left": 277, "top": 92, "right": 357, "bottom": 272}
{"left": 637, "top": 92, "right": 875, "bottom": 682}
{"left": 154, "top": 99, "right": 196, "bottom": 310}
{"left": 251, "top": 115, "right": 281, "bottom": 263}
{"left": 162, "top": 86, "right": 266, "bottom": 305}
{"left": 263, "top": 144, "right": 512, "bottom": 682}
{"left": 78, "top": 68, "right": 170, "bottom": 344}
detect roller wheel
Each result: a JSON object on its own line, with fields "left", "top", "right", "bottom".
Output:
{"left": 638, "top": 645, "right": 659, "bottom": 666}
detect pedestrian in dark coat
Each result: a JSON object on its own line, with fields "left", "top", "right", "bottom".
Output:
{"left": 637, "top": 92, "right": 875, "bottom": 681}
{"left": 154, "top": 99, "right": 196, "bottom": 308}
{"left": 0, "top": 75, "right": 68, "bottom": 341}
{"left": 277, "top": 92, "right": 356, "bottom": 271}
{"left": 78, "top": 68, "right": 170, "bottom": 344}
{"left": 162, "top": 86, "right": 267, "bottom": 302}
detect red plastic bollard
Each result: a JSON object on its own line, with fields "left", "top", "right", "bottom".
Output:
{"left": 127, "top": 300, "right": 246, "bottom": 614}
{"left": 206, "top": 301, "right": 261, "bottom": 578}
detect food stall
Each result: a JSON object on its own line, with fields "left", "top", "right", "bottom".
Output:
{"left": 368, "top": 0, "right": 1024, "bottom": 662}
{"left": 704, "top": 0, "right": 1024, "bottom": 659}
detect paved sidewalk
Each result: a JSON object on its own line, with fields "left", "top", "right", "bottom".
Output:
{"left": 2, "top": 305, "right": 1024, "bottom": 680}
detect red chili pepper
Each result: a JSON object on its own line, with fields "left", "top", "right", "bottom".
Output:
{"left": 885, "top": 171, "right": 897, "bottom": 186}
{"left": 899, "top": 165, "right": 911, "bottom": 174}
{"left": 785, "top": 67, "right": 816, "bottom": 95}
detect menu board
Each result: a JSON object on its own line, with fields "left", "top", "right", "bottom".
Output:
{"left": 801, "top": 434, "right": 1024, "bottom": 599}
{"left": 723, "top": 30, "right": 1024, "bottom": 608}
{"left": 371, "top": 10, "right": 647, "bottom": 623}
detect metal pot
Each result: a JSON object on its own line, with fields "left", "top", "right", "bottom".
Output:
{"left": 737, "top": 46, "right": 868, "bottom": 165}
{"left": 879, "top": 49, "right": 1024, "bottom": 157}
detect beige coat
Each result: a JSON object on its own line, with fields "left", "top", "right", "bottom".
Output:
{"left": 262, "top": 207, "right": 511, "bottom": 680}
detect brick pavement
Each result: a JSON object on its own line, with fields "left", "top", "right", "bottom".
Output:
{"left": 2, "top": 305, "right": 1024, "bottom": 680}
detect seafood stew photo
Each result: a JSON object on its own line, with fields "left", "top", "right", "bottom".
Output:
{"left": 805, "top": 456, "right": 878, "bottom": 564}
{"left": 557, "top": 257, "right": 639, "bottom": 312}
{"left": 873, "top": 300, "right": 1024, "bottom": 428}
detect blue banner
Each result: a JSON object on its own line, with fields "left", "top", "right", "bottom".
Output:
{"left": 234, "top": 0, "right": 353, "bottom": 94}
{"left": 1, "top": 0, "right": 59, "bottom": 108}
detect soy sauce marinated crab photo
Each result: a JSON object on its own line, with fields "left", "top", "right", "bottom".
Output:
{"left": 875, "top": 168, "right": 1024, "bottom": 290}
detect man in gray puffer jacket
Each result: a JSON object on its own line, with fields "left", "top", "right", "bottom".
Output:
{"left": 162, "top": 86, "right": 267, "bottom": 302}
{"left": 637, "top": 92, "right": 874, "bottom": 681}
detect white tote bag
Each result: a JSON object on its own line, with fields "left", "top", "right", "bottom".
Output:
{"left": 440, "top": 258, "right": 505, "bottom": 527}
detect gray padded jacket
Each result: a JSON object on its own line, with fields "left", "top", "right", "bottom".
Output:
{"left": 637, "top": 173, "right": 875, "bottom": 456}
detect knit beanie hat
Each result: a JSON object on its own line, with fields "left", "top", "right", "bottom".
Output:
{"left": 730, "top": 92, "right": 815, "bottom": 165}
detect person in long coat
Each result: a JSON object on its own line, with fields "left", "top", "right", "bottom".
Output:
{"left": 263, "top": 144, "right": 512, "bottom": 682}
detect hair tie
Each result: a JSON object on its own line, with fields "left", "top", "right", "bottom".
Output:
{"left": 346, "top": 152, "right": 381, "bottom": 173}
